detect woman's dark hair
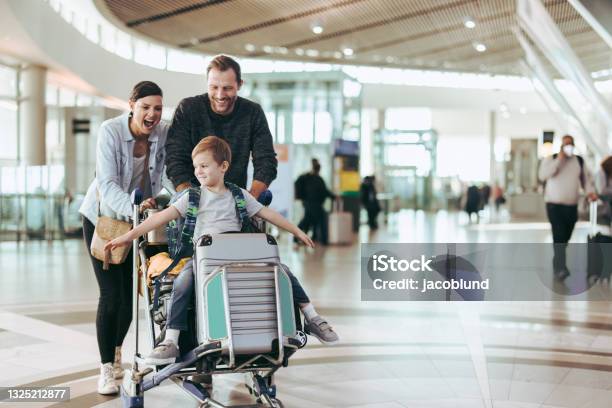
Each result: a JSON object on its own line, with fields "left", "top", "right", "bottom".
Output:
{"left": 129, "top": 81, "right": 163, "bottom": 102}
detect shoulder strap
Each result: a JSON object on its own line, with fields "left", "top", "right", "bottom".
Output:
{"left": 225, "top": 182, "right": 261, "bottom": 233}
{"left": 225, "top": 182, "right": 249, "bottom": 228}
{"left": 576, "top": 155, "right": 585, "bottom": 188}
{"left": 153, "top": 187, "right": 200, "bottom": 310}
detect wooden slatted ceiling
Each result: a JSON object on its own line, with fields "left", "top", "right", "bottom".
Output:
{"left": 99, "top": 0, "right": 611, "bottom": 76}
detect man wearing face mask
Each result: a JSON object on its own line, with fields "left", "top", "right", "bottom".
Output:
{"left": 165, "top": 55, "right": 277, "bottom": 198}
{"left": 539, "top": 134, "right": 598, "bottom": 280}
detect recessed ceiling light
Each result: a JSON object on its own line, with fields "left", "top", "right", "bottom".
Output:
{"left": 262, "top": 45, "right": 273, "bottom": 53}
{"left": 295, "top": 48, "right": 305, "bottom": 56}
{"left": 244, "top": 43, "right": 256, "bottom": 52}
{"left": 333, "top": 51, "right": 343, "bottom": 59}
{"left": 342, "top": 47, "right": 354, "bottom": 56}
{"left": 464, "top": 17, "right": 476, "bottom": 29}
{"left": 306, "top": 49, "right": 319, "bottom": 57}
{"left": 473, "top": 42, "right": 487, "bottom": 52}
{"left": 312, "top": 24, "right": 323, "bottom": 35}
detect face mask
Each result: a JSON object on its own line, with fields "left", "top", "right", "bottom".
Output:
{"left": 563, "top": 145, "right": 574, "bottom": 157}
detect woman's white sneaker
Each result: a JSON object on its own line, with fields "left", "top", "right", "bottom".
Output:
{"left": 97, "top": 363, "right": 119, "bottom": 395}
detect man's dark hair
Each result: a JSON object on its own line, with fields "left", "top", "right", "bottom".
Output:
{"left": 312, "top": 158, "right": 321, "bottom": 173}
{"left": 207, "top": 55, "right": 242, "bottom": 83}
{"left": 562, "top": 134, "right": 575, "bottom": 145}
{"left": 129, "top": 81, "right": 163, "bottom": 102}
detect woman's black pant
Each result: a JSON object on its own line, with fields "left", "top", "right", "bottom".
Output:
{"left": 83, "top": 217, "right": 133, "bottom": 364}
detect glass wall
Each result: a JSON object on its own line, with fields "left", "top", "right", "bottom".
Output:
{"left": 0, "top": 60, "right": 116, "bottom": 241}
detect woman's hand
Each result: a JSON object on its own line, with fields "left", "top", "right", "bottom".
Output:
{"left": 104, "top": 234, "right": 132, "bottom": 251}
{"left": 295, "top": 229, "right": 315, "bottom": 248}
{"left": 139, "top": 198, "right": 157, "bottom": 213}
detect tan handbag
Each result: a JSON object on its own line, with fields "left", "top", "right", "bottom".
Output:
{"left": 90, "top": 215, "right": 132, "bottom": 270}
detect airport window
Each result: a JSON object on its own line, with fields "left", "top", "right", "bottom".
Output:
{"left": 0, "top": 66, "right": 16, "bottom": 96}
{"left": 437, "top": 135, "right": 490, "bottom": 182}
{"left": 265, "top": 112, "right": 276, "bottom": 142}
{"left": 0, "top": 101, "right": 18, "bottom": 161}
{"left": 85, "top": 19, "right": 100, "bottom": 44}
{"left": 292, "top": 112, "right": 314, "bottom": 144}
{"left": 276, "top": 113, "right": 286, "bottom": 144}
{"left": 100, "top": 23, "right": 117, "bottom": 54}
{"left": 115, "top": 31, "right": 133, "bottom": 60}
{"left": 167, "top": 50, "right": 206, "bottom": 74}
{"left": 134, "top": 39, "right": 166, "bottom": 70}
{"left": 314, "top": 112, "right": 333, "bottom": 144}
{"left": 385, "top": 108, "right": 432, "bottom": 131}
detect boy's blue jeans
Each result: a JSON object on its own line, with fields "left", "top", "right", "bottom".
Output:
{"left": 166, "top": 259, "right": 310, "bottom": 331}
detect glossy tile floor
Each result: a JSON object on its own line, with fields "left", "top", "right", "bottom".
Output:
{"left": 1, "top": 209, "right": 611, "bottom": 408}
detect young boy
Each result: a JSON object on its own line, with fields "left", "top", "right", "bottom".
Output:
{"left": 106, "top": 136, "right": 338, "bottom": 365}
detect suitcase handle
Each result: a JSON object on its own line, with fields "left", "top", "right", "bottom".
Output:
{"left": 589, "top": 200, "right": 598, "bottom": 235}
{"left": 333, "top": 197, "right": 343, "bottom": 213}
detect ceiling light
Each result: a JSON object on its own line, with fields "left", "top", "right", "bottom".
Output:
{"left": 306, "top": 49, "right": 319, "bottom": 57}
{"left": 295, "top": 48, "right": 305, "bottom": 56}
{"left": 464, "top": 17, "right": 476, "bottom": 29}
{"left": 473, "top": 42, "right": 486, "bottom": 52}
{"left": 333, "top": 51, "right": 343, "bottom": 59}
{"left": 499, "top": 103, "right": 508, "bottom": 112}
{"left": 312, "top": 24, "right": 323, "bottom": 35}
{"left": 244, "top": 43, "right": 256, "bottom": 52}
{"left": 342, "top": 47, "right": 354, "bottom": 57}
{"left": 262, "top": 45, "right": 273, "bottom": 53}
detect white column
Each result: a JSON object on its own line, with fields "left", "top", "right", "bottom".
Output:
{"left": 20, "top": 64, "right": 46, "bottom": 165}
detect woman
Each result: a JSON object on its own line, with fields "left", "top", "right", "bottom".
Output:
{"left": 596, "top": 155, "right": 612, "bottom": 224}
{"left": 79, "top": 81, "right": 168, "bottom": 395}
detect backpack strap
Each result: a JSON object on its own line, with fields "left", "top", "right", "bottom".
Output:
{"left": 225, "top": 182, "right": 260, "bottom": 233}
{"left": 153, "top": 187, "right": 200, "bottom": 310}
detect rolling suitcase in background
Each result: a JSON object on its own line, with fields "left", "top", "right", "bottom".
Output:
{"left": 328, "top": 198, "right": 353, "bottom": 245}
{"left": 587, "top": 200, "right": 612, "bottom": 284}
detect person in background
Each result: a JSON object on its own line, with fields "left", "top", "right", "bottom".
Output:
{"left": 493, "top": 184, "right": 506, "bottom": 212}
{"left": 360, "top": 175, "right": 380, "bottom": 229}
{"left": 464, "top": 185, "right": 481, "bottom": 223}
{"left": 538, "top": 134, "right": 597, "bottom": 281}
{"left": 294, "top": 159, "right": 335, "bottom": 245}
{"left": 595, "top": 155, "right": 612, "bottom": 224}
{"left": 480, "top": 183, "right": 491, "bottom": 211}
{"left": 79, "top": 81, "right": 168, "bottom": 395}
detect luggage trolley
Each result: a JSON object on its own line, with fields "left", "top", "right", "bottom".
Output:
{"left": 121, "top": 190, "right": 305, "bottom": 408}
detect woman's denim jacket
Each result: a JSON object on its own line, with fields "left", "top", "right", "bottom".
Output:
{"left": 80, "top": 113, "right": 169, "bottom": 225}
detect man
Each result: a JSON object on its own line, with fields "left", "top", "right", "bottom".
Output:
{"left": 295, "top": 159, "right": 335, "bottom": 245}
{"left": 165, "top": 55, "right": 277, "bottom": 198}
{"left": 360, "top": 175, "right": 380, "bottom": 229}
{"left": 539, "top": 135, "right": 597, "bottom": 280}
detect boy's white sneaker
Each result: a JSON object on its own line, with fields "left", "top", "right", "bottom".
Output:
{"left": 304, "top": 316, "right": 339, "bottom": 345}
{"left": 97, "top": 363, "right": 119, "bottom": 395}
